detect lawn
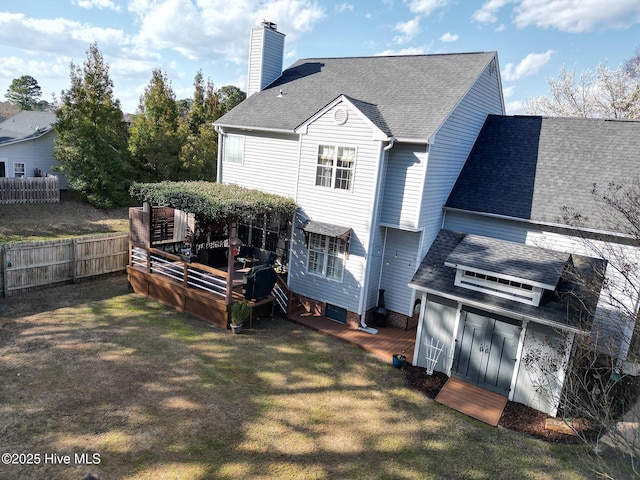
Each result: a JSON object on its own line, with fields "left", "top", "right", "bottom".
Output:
{"left": 0, "top": 274, "right": 601, "bottom": 479}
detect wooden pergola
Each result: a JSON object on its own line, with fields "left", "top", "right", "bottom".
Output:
{"left": 127, "top": 181, "right": 297, "bottom": 328}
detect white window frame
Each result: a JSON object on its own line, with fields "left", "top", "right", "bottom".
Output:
{"left": 222, "top": 134, "right": 245, "bottom": 165}
{"left": 13, "top": 162, "right": 25, "bottom": 177}
{"left": 315, "top": 144, "right": 356, "bottom": 190}
{"left": 307, "top": 232, "right": 346, "bottom": 281}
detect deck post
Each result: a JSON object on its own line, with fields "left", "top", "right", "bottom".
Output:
{"left": 226, "top": 222, "right": 239, "bottom": 306}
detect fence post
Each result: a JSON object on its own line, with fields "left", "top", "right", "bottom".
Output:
{"left": 72, "top": 238, "right": 77, "bottom": 283}
{"left": 1, "top": 245, "right": 6, "bottom": 298}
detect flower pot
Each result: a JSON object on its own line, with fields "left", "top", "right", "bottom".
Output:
{"left": 392, "top": 354, "right": 406, "bottom": 369}
{"left": 231, "top": 324, "right": 243, "bottom": 334}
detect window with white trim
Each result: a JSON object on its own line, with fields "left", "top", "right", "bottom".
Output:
{"left": 222, "top": 134, "right": 244, "bottom": 164}
{"left": 14, "top": 163, "right": 25, "bottom": 177}
{"left": 315, "top": 145, "right": 355, "bottom": 190}
{"left": 307, "top": 232, "right": 346, "bottom": 281}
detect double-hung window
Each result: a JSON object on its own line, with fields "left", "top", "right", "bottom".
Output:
{"left": 315, "top": 145, "right": 355, "bottom": 190}
{"left": 14, "top": 163, "right": 25, "bottom": 177}
{"left": 222, "top": 134, "right": 244, "bottom": 164}
{"left": 307, "top": 232, "right": 346, "bottom": 281}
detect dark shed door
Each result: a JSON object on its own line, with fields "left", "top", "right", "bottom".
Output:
{"left": 453, "top": 311, "right": 520, "bottom": 396}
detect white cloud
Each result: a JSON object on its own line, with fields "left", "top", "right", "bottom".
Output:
{"left": 472, "top": 0, "right": 516, "bottom": 24}
{"left": 440, "top": 32, "right": 458, "bottom": 43}
{"left": 505, "top": 99, "right": 524, "bottom": 114}
{"left": 514, "top": 0, "right": 640, "bottom": 33}
{"left": 502, "top": 50, "right": 554, "bottom": 81}
{"left": 73, "top": 0, "right": 121, "bottom": 11}
{"left": 405, "top": 0, "right": 448, "bottom": 17}
{"left": 502, "top": 85, "right": 515, "bottom": 97}
{"left": 393, "top": 16, "right": 421, "bottom": 44}
{"left": 129, "top": 0, "right": 326, "bottom": 63}
{"left": 376, "top": 46, "right": 426, "bottom": 56}
{"left": 335, "top": 3, "right": 354, "bottom": 14}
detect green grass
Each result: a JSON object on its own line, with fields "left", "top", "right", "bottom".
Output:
{"left": 0, "top": 274, "right": 605, "bottom": 479}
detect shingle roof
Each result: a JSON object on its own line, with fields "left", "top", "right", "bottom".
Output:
{"left": 444, "top": 234, "right": 568, "bottom": 288}
{"left": 445, "top": 115, "right": 640, "bottom": 235}
{"left": 215, "top": 52, "right": 497, "bottom": 140}
{"left": 409, "top": 230, "right": 604, "bottom": 332}
{"left": 0, "top": 111, "right": 56, "bottom": 146}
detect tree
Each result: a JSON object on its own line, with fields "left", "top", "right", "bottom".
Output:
{"left": 529, "top": 181, "right": 640, "bottom": 477}
{"left": 5, "top": 75, "right": 42, "bottom": 110}
{"left": 54, "top": 43, "right": 132, "bottom": 208}
{"left": 128, "top": 69, "right": 188, "bottom": 182}
{"left": 217, "top": 85, "right": 245, "bottom": 116}
{"left": 178, "top": 71, "right": 221, "bottom": 181}
{"left": 524, "top": 62, "right": 640, "bottom": 119}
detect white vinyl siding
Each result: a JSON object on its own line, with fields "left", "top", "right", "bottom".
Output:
{"left": 289, "top": 101, "right": 382, "bottom": 313}
{"left": 379, "top": 144, "right": 426, "bottom": 229}
{"left": 419, "top": 59, "right": 505, "bottom": 253}
{"left": 379, "top": 228, "right": 421, "bottom": 316}
{"left": 247, "top": 24, "right": 285, "bottom": 97}
{"left": 222, "top": 134, "right": 244, "bottom": 164}
{"left": 220, "top": 130, "right": 299, "bottom": 198}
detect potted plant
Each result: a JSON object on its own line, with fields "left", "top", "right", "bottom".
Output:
{"left": 392, "top": 352, "right": 406, "bottom": 369}
{"left": 230, "top": 300, "right": 251, "bottom": 334}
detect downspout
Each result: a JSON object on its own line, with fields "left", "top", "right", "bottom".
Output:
{"left": 358, "top": 137, "right": 394, "bottom": 334}
{"left": 214, "top": 126, "right": 224, "bottom": 183}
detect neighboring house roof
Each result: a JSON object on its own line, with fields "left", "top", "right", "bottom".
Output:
{"left": 410, "top": 230, "right": 604, "bottom": 333}
{"left": 0, "top": 111, "right": 56, "bottom": 146}
{"left": 215, "top": 52, "right": 498, "bottom": 141}
{"left": 445, "top": 115, "right": 640, "bottom": 235}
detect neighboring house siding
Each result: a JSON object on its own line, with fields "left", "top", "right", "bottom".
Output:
{"left": 379, "top": 143, "right": 426, "bottom": 229}
{"left": 289, "top": 101, "right": 382, "bottom": 314}
{"left": 378, "top": 228, "right": 421, "bottom": 316}
{"left": 220, "top": 129, "right": 299, "bottom": 198}
{"left": 0, "top": 130, "right": 67, "bottom": 188}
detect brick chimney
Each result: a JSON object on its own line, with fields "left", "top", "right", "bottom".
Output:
{"left": 247, "top": 21, "right": 285, "bottom": 97}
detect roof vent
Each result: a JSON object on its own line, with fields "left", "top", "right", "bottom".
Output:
{"left": 333, "top": 107, "right": 348, "bottom": 125}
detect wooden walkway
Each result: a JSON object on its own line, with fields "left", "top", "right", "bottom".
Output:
{"left": 435, "top": 377, "right": 508, "bottom": 426}
{"left": 289, "top": 309, "right": 416, "bottom": 365}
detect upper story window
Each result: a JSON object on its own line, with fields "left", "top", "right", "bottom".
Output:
{"left": 307, "top": 232, "right": 346, "bottom": 281}
{"left": 222, "top": 134, "right": 244, "bottom": 164}
{"left": 315, "top": 145, "right": 355, "bottom": 190}
{"left": 14, "top": 163, "right": 25, "bottom": 177}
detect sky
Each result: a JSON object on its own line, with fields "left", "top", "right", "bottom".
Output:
{"left": 1, "top": 0, "right": 639, "bottom": 115}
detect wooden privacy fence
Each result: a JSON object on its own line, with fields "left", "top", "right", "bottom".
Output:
{"left": 0, "top": 233, "right": 128, "bottom": 297}
{"left": 0, "top": 176, "right": 60, "bottom": 204}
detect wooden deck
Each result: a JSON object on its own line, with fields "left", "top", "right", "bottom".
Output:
{"left": 435, "top": 377, "right": 508, "bottom": 426}
{"left": 289, "top": 308, "right": 416, "bottom": 365}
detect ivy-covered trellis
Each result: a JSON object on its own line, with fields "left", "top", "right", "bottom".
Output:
{"left": 129, "top": 181, "right": 298, "bottom": 304}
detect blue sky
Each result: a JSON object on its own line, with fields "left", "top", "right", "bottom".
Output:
{"left": 1, "top": 1, "right": 639, "bottom": 114}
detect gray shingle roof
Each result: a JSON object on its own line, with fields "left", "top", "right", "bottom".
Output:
{"left": 215, "top": 52, "right": 497, "bottom": 140}
{"left": 0, "top": 111, "right": 56, "bottom": 146}
{"left": 445, "top": 115, "right": 640, "bottom": 235}
{"left": 409, "top": 230, "right": 604, "bottom": 332}
{"left": 444, "top": 234, "right": 568, "bottom": 288}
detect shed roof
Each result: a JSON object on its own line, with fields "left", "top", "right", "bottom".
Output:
{"left": 0, "top": 111, "right": 56, "bottom": 146}
{"left": 445, "top": 115, "right": 640, "bottom": 235}
{"left": 215, "top": 52, "right": 498, "bottom": 141}
{"left": 410, "top": 230, "right": 604, "bottom": 333}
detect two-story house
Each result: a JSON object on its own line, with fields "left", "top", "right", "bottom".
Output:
{"left": 214, "top": 22, "right": 505, "bottom": 331}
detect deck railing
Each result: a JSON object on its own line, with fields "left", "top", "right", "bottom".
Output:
{"left": 0, "top": 176, "right": 59, "bottom": 204}
{"left": 272, "top": 274, "right": 292, "bottom": 316}
{"left": 131, "top": 245, "right": 228, "bottom": 299}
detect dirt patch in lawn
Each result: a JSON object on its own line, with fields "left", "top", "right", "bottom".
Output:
{"left": 0, "top": 190, "right": 129, "bottom": 243}
{"left": 403, "top": 365, "right": 580, "bottom": 443}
